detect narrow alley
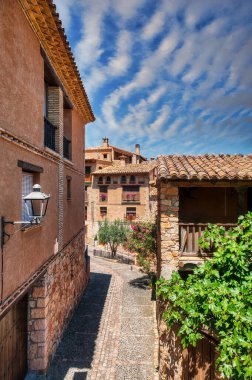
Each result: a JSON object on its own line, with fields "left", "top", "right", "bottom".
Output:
{"left": 26, "top": 250, "right": 158, "bottom": 380}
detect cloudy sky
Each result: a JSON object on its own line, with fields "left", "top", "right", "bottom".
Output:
{"left": 54, "top": 0, "right": 252, "bottom": 158}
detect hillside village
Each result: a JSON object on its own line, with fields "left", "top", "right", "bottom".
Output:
{"left": 0, "top": 1, "right": 251, "bottom": 380}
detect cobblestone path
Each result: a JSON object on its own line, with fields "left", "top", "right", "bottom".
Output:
{"left": 26, "top": 252, "right": 158, "bottom": 380}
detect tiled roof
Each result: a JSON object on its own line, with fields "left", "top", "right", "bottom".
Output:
{"left": 157, "top": 154, "right": 252, "bottom": 181}
{"left": 19, "top": 0, "right": 94, "bottom": 123}
{"left": 93, "top": 162, "right": 156, "bottom": 175}
{"left": 85, "top": 145, "right": 147, "bottom": 160}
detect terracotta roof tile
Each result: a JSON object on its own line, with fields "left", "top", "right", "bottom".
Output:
{"left": 93, "top": 161, "right": 156, "bottom": 175}
{"left": 157, "top": 154, "right": 252, "bottom": 181}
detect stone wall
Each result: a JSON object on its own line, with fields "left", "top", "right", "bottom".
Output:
{"left": 157, "top": 181, "right": 180, "bottom": 379}
{"left": 157, "top": 182, "right": 179, "bottom": 278}
{"left": 28, "top": 230, "right": 89, "bottom": 373}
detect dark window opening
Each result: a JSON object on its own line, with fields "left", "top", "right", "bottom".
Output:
{"left": 126, "top": 207, "right": 137, "bottom": 221}
{"left": 98, "top": 176, "right": 103, "bottom": 184}
{"left": 106, "top": 176, "right": 111, "bottom": 184}
{"left": 103, "top": 154, "right": 107, "bottom": 159}
{"left": 130, "top": 175, "right": 136, "bottom": 183}
{"left": 121, "top": 175, "right": 127, "bottom": 184}
{"left": 100, "top": 207, "right": 107, "bottom": 217}
{"left": 99, "top": 186, "right": 108, "bottom": 202}
{"left": 85, "top": 166, "right": 91, "bottom": 175}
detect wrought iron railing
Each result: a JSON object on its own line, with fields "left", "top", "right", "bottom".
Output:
{"left": 63, "top": 136, "right": 71, "bottom": 160}
{"left": 44, "top": 117, "right": 56, "bottom": 151}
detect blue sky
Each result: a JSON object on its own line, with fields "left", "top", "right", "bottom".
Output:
{"left": 54, "top": 0, "right": 252, "bottom": 158}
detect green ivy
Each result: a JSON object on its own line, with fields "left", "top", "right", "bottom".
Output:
{"left": 156, "top": 212, "right": 252, "bottom": 379}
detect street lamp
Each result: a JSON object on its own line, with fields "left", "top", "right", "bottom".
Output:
{"left": 1, "top": 184, "right": 50, "bottom": 250}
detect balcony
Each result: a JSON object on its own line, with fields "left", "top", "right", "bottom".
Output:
{"left": 179, "top": 222, "right": 237, "bottom": 256}
{"left": 63, "top": 136, "right": 71, "bottom": 160}
{"left": 122, "top": 192, "right": 140, "bottom": 203}
{"left": 44, "top": 117, "right": 56, "bottom": 151}
{"left": 85, "top": 175, "right": 92, "bottom": 183}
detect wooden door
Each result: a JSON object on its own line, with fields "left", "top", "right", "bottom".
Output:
{"left": 0, "top": 296, "right": 28, "bottom": 380}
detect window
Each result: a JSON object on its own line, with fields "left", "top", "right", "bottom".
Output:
{"left": 121, "top": 175, "right": 127, "bottom": 184}
{"left": 85, "top": 206, "right": 87, "bottom": 221}
{"left": 67, "top": 176, "right": 72, "bottom": 200}
{"left": 44, "top": 82, "right": 57, "bottom": 151}
{"left": 63, "top": 108, "right": 72, "bottom": 160}
{"left": 126, "top": 207, "right": 137, "bottom": 221}
{"left": 103, "top": 154, "right": 107, "bottom": 159}
{"left": 98, "top": 176, "right": 103, "bottom": 184}
{"left": 106, "top": 176, "right": 111, "bottom": 184}
{"left": 122, "top": 186, "right": 140, "bottom": 203}
{"left": 100, "top": 207, "right": 107, "bottom": 218}
{"left": 130, "top": 175, "right": 136, "bottom": 184}
{"left": 99, "top": 186, "right": 108, "bottom": 202}
{"left": 85, "top": 166, "right": 91, "bottom": 175}
{"left": 22, "top": 173, "right": 33, "bottom": 222}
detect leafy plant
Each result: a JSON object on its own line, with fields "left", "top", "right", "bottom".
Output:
{"left": 96, "top": 219, "right": 129, "bottom": 257}
{"left": 126, "top": 221, "right": 157, "bottom": 274}
{"left": 156, "top": 212, "right": 252, "bottom": 379}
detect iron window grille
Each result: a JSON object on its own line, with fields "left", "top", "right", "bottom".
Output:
{"left": 44, "top": 117, "right": 56, "bottom": 151}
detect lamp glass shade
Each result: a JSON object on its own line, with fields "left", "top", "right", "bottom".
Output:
{"left": 23, "top": 184, "right": 50, "bottom": 221}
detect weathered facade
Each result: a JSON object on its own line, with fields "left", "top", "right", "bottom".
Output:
{"left": 0, "top": 1, "right": 94, "bottom": 377}
{"left": 86, "top": 161, "right": 156, "bottom": 243}
{"left": 156, "top": 154, "right": 252, "bottom": 379}
{"left": 84, "top": 138, "right": 155, "bottom": 243}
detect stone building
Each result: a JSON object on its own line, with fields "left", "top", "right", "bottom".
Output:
{"left": 85, "top": 160, "right": 156, "bottom": 243}
{"left": 155, "top": 154, "right": 252, "bottom": 379}
{"left": 0, "top": 1, "right": 94, "bottom": 378}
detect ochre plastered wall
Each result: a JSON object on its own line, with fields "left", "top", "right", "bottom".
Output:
{"left": 0, "top": 0, "right": 44, "bottom": 147}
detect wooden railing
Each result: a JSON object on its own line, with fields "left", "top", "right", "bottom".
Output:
{"left": 122, "top": 192, "right": 140, "bottom": 203}
{"left": 179, "top": 222, "right": 236, "bottom": 256}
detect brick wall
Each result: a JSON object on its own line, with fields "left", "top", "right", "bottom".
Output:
{"left": 28, "top": 230, "right": 88, "bottom": 373}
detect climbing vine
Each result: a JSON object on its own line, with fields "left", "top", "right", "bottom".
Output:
{"left": 156, "top": 212, "right": 252, "bottom": 379}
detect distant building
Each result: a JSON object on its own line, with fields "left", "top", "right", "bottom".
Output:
{"left": 0, "top": 0, "right": 94, "bottom": 377}
{"left": 84, "top": 139, "right": 156, "bottom": 243}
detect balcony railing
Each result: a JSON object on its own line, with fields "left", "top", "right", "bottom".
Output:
{"left": 63, "top": 136, "right": 71, "bottom": 160}
{"left": 85, "top": 175, "right": 92, "bottom": 182}
{"left": 122, "top": 192, "right": 140, "bottom": 203}
{"left": 44, "top": 117, "right": 56, "bottom": 151}
{"left": 179, "top": 222, "right": 237, "bottom": 256}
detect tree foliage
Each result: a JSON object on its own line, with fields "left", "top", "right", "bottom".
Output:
{"left": 156, "top": 212, "right": 252, "bottom": 379}
{"left": 126, "top": 221, "right": 157, "bottom": 273}
{"left": 96, "top": 219, "right": 129, "bottom": 257}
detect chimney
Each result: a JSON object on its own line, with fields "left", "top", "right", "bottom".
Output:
{"left": 102, "top": 137, "right": 109, "bottom": 147}
{"left": 119, "top": 155, "right": 127, "bottom": 166}
{"left": 135, "top": 144, "right": 140, "bottom": 156}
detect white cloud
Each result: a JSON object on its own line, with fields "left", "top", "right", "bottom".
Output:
{"left": 149, "top": 105, "right": 170, "bottom": 133}
{"left": 142, "top": 11, "right": 165, "bottom": 41}
{"left": 165, "top": 118, "right": 183, "bottom": 138}
{"left": 107, "top": 30, "right": 132, "bottom": 76}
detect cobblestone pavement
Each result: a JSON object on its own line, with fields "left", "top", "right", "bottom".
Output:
{"left": 26, "top": 251, "right": 158, "bottom": 380}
